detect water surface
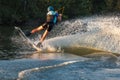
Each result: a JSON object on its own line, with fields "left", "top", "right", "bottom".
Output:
{"left": 1, "top": 15, "right": 120, "bottom": 80}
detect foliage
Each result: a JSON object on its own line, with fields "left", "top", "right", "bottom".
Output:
{"left": 0, "top": 0, "right": 120, "bottom": 25}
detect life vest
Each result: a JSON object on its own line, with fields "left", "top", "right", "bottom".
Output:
{"left": 46, "top": 11, "right": 58, "bottom": 24}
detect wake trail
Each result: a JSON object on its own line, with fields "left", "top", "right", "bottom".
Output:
{"left": 17, "top": 59, "right": 88, "bottom": 80}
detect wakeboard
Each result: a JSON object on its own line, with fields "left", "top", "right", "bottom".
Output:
{"left": 14, "top": 26, "right": 42, "bottom": 51}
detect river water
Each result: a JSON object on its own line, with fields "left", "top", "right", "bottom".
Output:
{"left": 1, "top": 15, "right": 120, "bottom": 80}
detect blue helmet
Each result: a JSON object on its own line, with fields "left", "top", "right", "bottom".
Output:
{"left": 47, "top": 6, "right": 54, "bottom": 11}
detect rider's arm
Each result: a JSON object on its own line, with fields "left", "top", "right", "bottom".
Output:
{"left": 58, "top": 14, "right": 62, "bottom": 22}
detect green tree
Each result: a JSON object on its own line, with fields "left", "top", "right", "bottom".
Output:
{"left": 0, "top": 0, "right": 120, "bottom": 25}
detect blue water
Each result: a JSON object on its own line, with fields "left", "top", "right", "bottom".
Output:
{"left": 1, "top": 15, "right": 120, "bottom": 80}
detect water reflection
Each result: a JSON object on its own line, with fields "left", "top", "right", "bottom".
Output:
{"left": 0, "top": 26, "right": 35, "bottom": 59}
{"left": 0, "top": 26, "right": 18, "bottom": 59}
{"left": 29, "top": 52, "right": 81, "bottom": 60}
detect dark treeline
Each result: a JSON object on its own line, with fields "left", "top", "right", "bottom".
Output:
{"left": 0, "top": 0, "right": 120, "bottom": 25}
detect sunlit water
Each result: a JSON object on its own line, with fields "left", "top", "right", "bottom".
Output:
{"left": 1, "top": 15, "right": 120, "bottom": 80}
